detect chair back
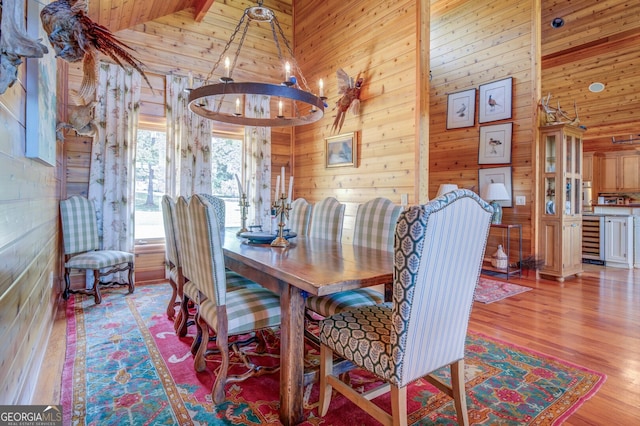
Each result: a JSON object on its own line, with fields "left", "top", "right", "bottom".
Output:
{"left": 353, "top": 197, "right": 403, "bottom": 251}
{"left": 197, "top": 194, "right": 226, "bottom": 236}
{"left": 188, "top": 194, "right": 227, "bottom": 306}
{"left": 175, "top": 196, "right": 193, "bottom": 282}
{"left": 288, "top": 198, "right": 313, "bottom": 235}
{"left": 309, "top": 197, "right": 345, "bottom": 241}
{"left": 161, "top": 195, "right": 180, "bottom": 268}
{"left": 390, "top": 189, "right": 492, "bottom": 387}
{"left": 60, "top": 195, "right": 100, "bottom": 255}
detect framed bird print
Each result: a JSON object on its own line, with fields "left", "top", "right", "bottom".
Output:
{"left": 478, "top": 122, "right": 512, "bottom": 164}
{"left": 478, "top": 77, "right": 512, "bottom": 123}
{"left": 325, "top": 132, "right": 357, "bottom": 168}
{"left": 446, "top": 88, "right": 476, "bottom": 129}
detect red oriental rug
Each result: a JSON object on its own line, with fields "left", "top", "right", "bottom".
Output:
{"left": 61, "top": 284, "right": 604, "bottom": 425}
{"left": 474, "top": 277, "right": 532, "bottom": 304}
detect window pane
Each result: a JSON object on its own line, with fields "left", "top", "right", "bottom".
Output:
{"left": 135, "top": 129, "right": 167, "bottom": 240}
{"left": 211, "top": 136, "right": 242, "bottom": 228}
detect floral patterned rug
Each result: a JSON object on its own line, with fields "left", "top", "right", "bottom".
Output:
{"left": 61, "top": 284, "right": 604, "bottom": 425}
{"left": 474, "top": 277, "right": 532, "bottom": 304}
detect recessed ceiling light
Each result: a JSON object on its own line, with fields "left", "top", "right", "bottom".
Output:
{"left": 551, "top": 17, "right": 565, "bottom": 28}
{"left": 589, "top": 82, "right": 605, "bottom": 93}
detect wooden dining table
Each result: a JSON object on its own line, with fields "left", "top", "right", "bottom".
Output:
{"left": 222, "top": 232, "right": 394, "bottom": 425}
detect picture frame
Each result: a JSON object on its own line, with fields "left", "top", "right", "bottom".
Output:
{"left": 446, "top": 88, "right": 476, "bottom": 129}
{"left": 325, "top": 132, "right": 357, "bottom": 168}
{"left": 478, "top": 122, "right": 513, "bottom": 164}
{"left": 478, "top": 77, "right": 512, "bottom": 123}
{"left": 478, "top": 166, "right": 513, "bottom": 207}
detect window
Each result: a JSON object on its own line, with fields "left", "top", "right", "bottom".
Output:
{"left": 134, "top": 129, "right": 167, "bottom": 241}
{"left": 211, "top": 135, "right": 243, "bottom": 228}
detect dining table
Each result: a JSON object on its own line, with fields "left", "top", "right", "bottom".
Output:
{"left": 222, "top": 231, "right": 394, "bottom": 425}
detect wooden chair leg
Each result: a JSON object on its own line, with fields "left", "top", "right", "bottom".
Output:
{"left": 194, "top": 313, "right": 208, "bottom": 372}
{"left": 212, "top": 326, "right": 229, "bottom": 405}
{"left": 93, "top": 269, "right": 102, "bottom": 304}
{"left": 390, "top": 385, "right": 407, "bottom": 426}
{"left": 176, "top": 295, "right": 190, "bottom": 337}
{"left": 63, "top": 268, "right": 71, "bottom": 300}
{"left": 451, "top": 360, "right": 469, "bottom": 426}
{"left": 318, "top": 344, "right": 334, "bottom": 416}
{"left": 127, "top": 262, "right": 135, "bottom": 294}
{"left": 167, "top": 277, "right": 177, "bottom": 320}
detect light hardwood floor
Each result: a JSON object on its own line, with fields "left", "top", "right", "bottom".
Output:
{"left": 34, "top": 264, "right": 640, "bottom": 424}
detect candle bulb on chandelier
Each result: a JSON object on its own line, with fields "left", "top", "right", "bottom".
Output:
{"left": 224, "top": 57, "right": 230, "bottom": 78}
{"left": 235, "top": 97, "right": 241, "bottom": 115}
{"left": 278, "top": 99, "right": 283, "bottom": 117}
{"left": 319, "top": 79, "right": 324, "bottom": 97}
{"left": 285, "top": 62, "right": 291, "bottom": 81}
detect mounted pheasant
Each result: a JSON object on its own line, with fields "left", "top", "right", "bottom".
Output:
{"left": 332, "top": 68, "right": 363, "bottom": 134}
{"left": 40, "top": 0, "right": 151, "bottom": 104}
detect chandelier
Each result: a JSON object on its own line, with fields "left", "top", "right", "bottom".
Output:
{"left": 187, "top": 1, "right": 325, "bottom": 127}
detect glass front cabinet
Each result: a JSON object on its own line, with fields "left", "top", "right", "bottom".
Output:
{"left": 539, "top": 123, "right": 585, "bottom": 281}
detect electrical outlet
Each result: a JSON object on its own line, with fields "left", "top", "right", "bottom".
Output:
{"left": 516, "top": 196, "right": 526, "bottom": 206}
{"left": 401, "top": 193, "right": 408, "bottom": 206}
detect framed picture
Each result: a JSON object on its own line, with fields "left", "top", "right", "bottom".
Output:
{"left": 446, "top": 88, "right": 476, "bottom": 129}
{"left": 478, "top": 123, "right": 513, "bottom": 164}
{"left": 478, "top": 77, "right": 512, "bottom": 123}
{"left": 478, "top": 166, "right": 512, "bottom": 207}
{"left": 325, "top": 132, "right": 357, "bottom": 168}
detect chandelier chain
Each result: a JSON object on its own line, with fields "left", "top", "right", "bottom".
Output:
{"left": 204, "top": 9, "right": 249, "bottom": 83}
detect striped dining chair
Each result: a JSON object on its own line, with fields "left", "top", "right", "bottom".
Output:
{"left": 305, "top": 197, "right": 402, "bottom": 318}
{"left": 161, "top": 195, "right": 183, "bottom": 321}
{"left": 288, "top": 198, "right": 313, "bottom": 236}
{"left": 309, "top": 197, "right": 345, "bottom": 241}
{"left": 317, "top": 189, "right": 493, "bottom": 426}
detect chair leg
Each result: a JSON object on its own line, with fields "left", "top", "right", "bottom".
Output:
{"left": 318, "top": 344, "right": 334, "bottom": 416}
{"left": 212, "top": 326, "right": 230, "bottom": 405}
{"left": 193, "top": 313, "right": 208, "bottom": 372}
{"left": 92, "top": 270, "right": 102, "bottom": 304}
{"left": 127, "top": 262, "right": 135, "bottom": 294}
{"left": 390, "top": 385, "right": 408, "bottom": 426}
{"left": 63, "top": 268, "right": 71, "bottom": 300}
{"left": 451, "top": 360, "right": 469, "bottom": 426}
{"left": 167, "top": 276, "right": 177, "bottom": 320}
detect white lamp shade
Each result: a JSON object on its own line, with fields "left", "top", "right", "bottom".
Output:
{"left": 436, "top": 184, "right": 459, "bottom": 197}
{"left": 482, "top": 182, "right": 510, "bottom": 201}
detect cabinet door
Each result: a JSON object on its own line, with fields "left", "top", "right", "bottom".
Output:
{"left": 604, "top": 216, "right": 630, "bottom": 264}
{"left": 583, "top": 152, "right": 594, "bottom": 182}
{"left": 563, "top": 221, "right": 582, "bottom": 272}
{"left": 620, "top": 154, "right": 640, "bottom": 191}
{"left": 540, "top": 220, "right": 561, "bottom": 275}
{"left": 599, "top": 155, "right": 618, "bottom": 191}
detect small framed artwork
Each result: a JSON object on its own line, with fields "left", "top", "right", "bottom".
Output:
{"left": 446, "top": 88, "right": 476, "bottom": 129}
{"left": 478, "top": 77, "right": 512, "bottom": 123}
{"left": 326, "top": 132, "right": 357, "bottom": 168}
{"left": 478, "top": 122, "right": 513, "bottom": 164}
{"left": 478, "top": 166, "right": 513, "bottom": 207}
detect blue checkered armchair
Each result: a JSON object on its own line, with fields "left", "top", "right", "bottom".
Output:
{"left": 288, "top": 197, "right": 313, "bottom": 236}
{"left": 309, "top": 197, "right": 345, "bottom": 241}
{"left": 318, "top": 189, "right": 493, "bottom": 426}
{"left": 188, "top": 194, "right": 281, "bottom": 404}
{"left": 59, "top": 195, "right": 134, "bottom": 305}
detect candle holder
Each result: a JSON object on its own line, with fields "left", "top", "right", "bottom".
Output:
{"left": 271, "top": 194, "right": 291, "bottom": 247}
{"left": 236, "top": 193, "right": 249, "bottom": 236}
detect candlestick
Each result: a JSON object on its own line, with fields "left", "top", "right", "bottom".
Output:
{"left": 235, "top": 174, "right": 243, "bottom": 195}
{"left": 281, "top": 167, "right": 285, "bottom": 196}
{"left": 275, "top": 175, "right": 280, "bottom": 203}
{"left": 236, "top": 192, "right": 249, "bottom": 236}
{"left": 271, "top": 193, "right": 291, "bottom": 247}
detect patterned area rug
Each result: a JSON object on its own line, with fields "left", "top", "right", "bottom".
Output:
{"left": 474, "top": 277, "right": 532, "bottom": 304}
{"left": 61, "top": 284, "right": 604, "bottom": 425}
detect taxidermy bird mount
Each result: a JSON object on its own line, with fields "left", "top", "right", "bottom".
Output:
{"left": 332, "top": 68, "right": 363, "bottom": 134}
{"left": 40, "top": 0, "right": 152, "bottom": 104}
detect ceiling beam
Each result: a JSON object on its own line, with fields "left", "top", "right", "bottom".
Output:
{"left": 194, "top": 0, "right": 215, "bottom": 22}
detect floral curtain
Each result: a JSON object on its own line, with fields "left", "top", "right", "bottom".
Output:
{"left": 88, "top": 62, "right": 141, "bottom": 284}
{"left": 165, "top": 75, "right": 213, "bottom": 197}
{"left": 244, "top": 95, "right": 272, "bottom": 229}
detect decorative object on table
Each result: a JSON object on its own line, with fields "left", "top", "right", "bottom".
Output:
{"left": 40, "top": 0, "right": 152, "bottom": 104}
{"left": 436, "top": 183, "right": 459, "bottom": 197}
{"left": 491, "top": 244, "right": 508, "bottom": 270}
{"left": 539, "top": 93, "right": 580, "bottom": 127}
{"left": 478, "top": 77, "right": 512, "bottom": 123}
{"left": 234, "top": 173, "right": 250, "bottom": 235}
{"left": 474, "top": 277, "right": 532, "bottom": 304}
{"left": 446, "top": 88, "right": 476, "bottom": 129}
{"left": 271, "top": 166, "right": 294, "bottom": 247}
{"left": 478, "top": 122, "right": 513, "bottom": 164}
{"left": 186, "top": 1, "right": 324, "bottom": 127}
{"left": 481, "top": 181, "right": 511, "bottom": 224}
{"left": 331, "top": 68, "right": 363, "bottom": 133}
{"left": 0, "top": 0, "right": 49, "bottom": 94}
{"left": 325, "top": 131, "right": 357, "bottom": 168}
{"left": 239, "top": 230, "right": 297, "bottom": 244}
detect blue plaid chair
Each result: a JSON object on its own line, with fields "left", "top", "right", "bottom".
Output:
{"left": 318, "top": 190, "right": 493, "bottom": 426}
{"left": 188, "top": 194, "right": 281, "bottom": 404}
{"left": 59, "top": 195, "right": 134, "bottom": 305}
{"left": 305, "top": 197, "right": 402, "bottom": 318}
{"left": 288, "top": 198, "right": 313, "bottom": 236}
{"left": 309, "top": 197, "right": 345, "bottom": 241}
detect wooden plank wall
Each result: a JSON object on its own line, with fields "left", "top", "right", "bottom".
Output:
{"left": 0, "top": 1, "right": 62, "bottom": 401}
{"left": 429, "top": 0, "right": 539, "bottom": 259}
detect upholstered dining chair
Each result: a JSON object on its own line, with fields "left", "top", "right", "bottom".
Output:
{"left": 59, "top": 195, "right": 134, "bottom": 305}
{"left": 318, "top": 189, "right": 493, "bottom": 426}
{"left": 161, "top": 195, "right": 183, "bottom": 321}
{"left": 188, "top": 194, "right": 282, "bottom": 404}
{"left": 305, "top": 197, "right": 402, "bottom": 319}
{"left": 288, "top": 197, "right": 313, "bottom": 236}
{"left": 309, "top": 196, "right": 345, "bottom": 241}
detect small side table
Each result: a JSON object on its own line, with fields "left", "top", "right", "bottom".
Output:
{"left": 482, "top": 223, "right": 522, "bottom": 280}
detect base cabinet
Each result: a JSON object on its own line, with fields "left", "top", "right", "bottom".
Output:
{"left": 540, "top": 219, "right": 583, "bottom": 281}
{"left": 604, "top": 216, "right": 633, "bottom": 268}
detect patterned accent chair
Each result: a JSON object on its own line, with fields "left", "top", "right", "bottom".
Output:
{"left": 59, "top": 195, "right": 134, "bottom": 305}
{"left": 161, "top": 195, "right": 183, "bottom": 321}
{"left": 305, "top": 197, "right": 402, "bottom": 318}
{"left": 188, "top": 194, "right": 281, "bottom": 404}
{"left": 288, "top": 198, "right": 313, "bottom": 236}
{"left": 309, "top": 197, "right": 345, "bottom": 241}
{"left": 318, "top": 189, "right": 493, "bottom": 426}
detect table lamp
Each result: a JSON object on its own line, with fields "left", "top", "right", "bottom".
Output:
{"left": 436, "top": 183, "right": 458, "bottom": 197}
{"left": 482, "top": 182, "right": 510, "bottom": 224}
